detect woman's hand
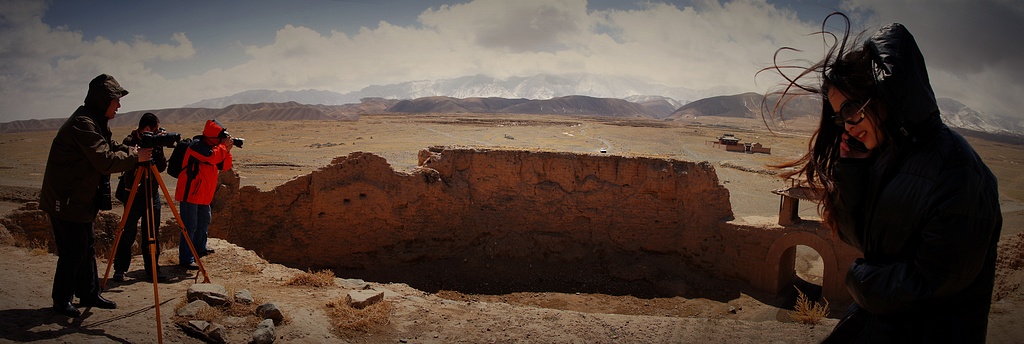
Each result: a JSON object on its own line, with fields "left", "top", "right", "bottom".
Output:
{"left": 840, "top": 132, "right": 872, "bottom": 158}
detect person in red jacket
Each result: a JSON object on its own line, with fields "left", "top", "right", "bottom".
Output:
{"left": 175, "top": 119, "right": 234, "bottom": 269}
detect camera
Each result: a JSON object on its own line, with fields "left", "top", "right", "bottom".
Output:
{"left": 139, "top": 129, "right": 182, "bottom": 148}
{"left": 221, "top": 129, "right": 244, "bottom": 148}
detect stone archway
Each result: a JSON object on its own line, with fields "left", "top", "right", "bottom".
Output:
{"left": 764, "top": 231, "right": 847, "bottom": 303}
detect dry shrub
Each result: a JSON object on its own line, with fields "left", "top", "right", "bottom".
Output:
{"left": 326, "top": 297, "right": 392, "bottom": 333}
{"left": 285, "top": 269, "right": 335, "bottom": 288}
{"left": 29, "top": 239, "right": 49, "bottom": 256}
{"left": 173, "top": 290, "right": 271, "bottom": 328}
{"left": 224, "top": 299, "right": 254, "bottom": 318}
{"left": 241, "top": 263, "right": 263, "bottom": 275}
{"left": 791, "top": 286, "right": 829, "bottom": 325}
{"left": 172, "top": 297, "right": 224, "bottom": 323}
{"left": 194, "top": 304, "right": 225, "bottom": 323}
{"left": 173, "top": 297, "right": 188, "bottom": 313}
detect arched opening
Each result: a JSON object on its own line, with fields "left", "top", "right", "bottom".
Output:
{"left": 793, "top": 245, "right": 824, "bottom": 300}
{"left": 764, "top": 229, "right": 853, "bottom": 314}
{"left": 774, "top": 244, "right": 822, "bottom": 301}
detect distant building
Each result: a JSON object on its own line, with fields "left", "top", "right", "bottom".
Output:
{"left": 718, "top": 133, "right": 741, "bottom": 145}
{"left": 710, "top": 134, "right": 771, "bottom": 154}
{"left": 749, "top": 142, "right": 771, "bottom": 154}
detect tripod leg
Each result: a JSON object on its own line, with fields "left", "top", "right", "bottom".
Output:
{"left": 101, "top": 165, "right": 148, "bottom": 290}
{"left": 150, "top": 164, "right": 211, "bottom": 283}
{"left": 141, "top": 172, "right": 165, "bottom": 344}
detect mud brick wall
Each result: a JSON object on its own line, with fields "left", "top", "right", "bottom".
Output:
{"left": 209, "top": 147, "right": 855, "bottom": 300}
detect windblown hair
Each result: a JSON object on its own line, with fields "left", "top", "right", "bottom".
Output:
{"left": 757, "top": 12, "right": 885, "bottom": 231}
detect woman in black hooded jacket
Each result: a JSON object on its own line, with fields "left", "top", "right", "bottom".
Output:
{"left": 761, "top": 13, "right": 1002, "bottom": 343}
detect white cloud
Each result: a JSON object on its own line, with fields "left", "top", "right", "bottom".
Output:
{"left": 1, "top": 0, "right": 1021, "bottom": 122}
{"left": 419, "top": 0, "right": 590, "bottom": 52}
{"left": 0, "top": 0, "right": 195, "bottom": 120}
{"left": 842, "top": 0, "right": 1024, "bottom": 121}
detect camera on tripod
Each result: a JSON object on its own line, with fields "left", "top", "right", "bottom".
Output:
{"left": 139, "top": 128, "right": 182, "bottom": 148}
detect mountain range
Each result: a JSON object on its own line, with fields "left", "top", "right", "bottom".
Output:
{"left": 186, "top": 74, "right": 696, "bottom": 110}
{"left": 665, "top": 92, "right": 1024, "bottom": 138}
{"left": 1, "top": 74, "right": 1021, "bottom": 140}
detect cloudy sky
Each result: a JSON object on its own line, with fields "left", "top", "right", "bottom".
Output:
{"left": 1, "top": 0, "right": 1021, "bottom": 122}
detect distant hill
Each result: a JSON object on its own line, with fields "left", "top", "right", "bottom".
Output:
{"left": 186, "top": 74, "right": 704, "bottom": 110}
{"left": 667, "top": 92, "right": 763, "bottom": 119}
{"left": 623, "top": 95, "right": 681, "bottom": 119}
{"left": 666, "top": 92, "right": 819, "bottom": 122}
{"left": 0, "top": 99, "right": 396, "bottom": 133}
{"left": 5, "top": 92, "right": 1022, "bottom": 140}
{"left": 186, "top": 89, "right": 356, "bottom": 109}
{"left": 0, "top": 95, "right": 663, "bottom": 133}
{"left": 667, "top": 92, "right": 1024, "bottom": 138}
{"left": 385, "top": 95, "right": 656, "bottom": 118}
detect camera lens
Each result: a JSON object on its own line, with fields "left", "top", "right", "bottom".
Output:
{"left": 139, "top": 131, "right": 181, "bottom": 148}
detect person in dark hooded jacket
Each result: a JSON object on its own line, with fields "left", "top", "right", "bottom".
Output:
{"left": 761, "top": 13, "right": 1002, "bottom": 342}
{"left": 40, "top": 74, "right": 153, "bottom": 317}
{"left": 112, "top": 112, "right": 169, "bottom": 283}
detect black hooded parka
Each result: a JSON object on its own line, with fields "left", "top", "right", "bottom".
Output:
{"left": 825, "top": 24, "right": 1003, "bottom": 343}
{"left": 40, "top": 74, "right": 138, "bottom": 222}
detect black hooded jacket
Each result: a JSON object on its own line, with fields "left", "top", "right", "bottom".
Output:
{"left": 40, "top": 74, "right": 137, "bottom": 222}
{"left": 828, "top": 24, "right": 1002, "bottom": 343}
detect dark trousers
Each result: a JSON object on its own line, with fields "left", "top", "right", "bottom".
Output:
{"left": 178, "top": 201, "right": 211, "bottom": 265}
{"left": 50, "top": 217, "right": 100, "bottom": 305}
{"left": 114, "top": 190, "right": 162, "bottom": 275}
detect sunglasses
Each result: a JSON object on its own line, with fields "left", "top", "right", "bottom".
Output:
{"left": 832, "top": 98, "right": 871, "bottom": 127}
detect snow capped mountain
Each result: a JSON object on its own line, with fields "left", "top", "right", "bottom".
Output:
{"left": 181, "top": 75, "right": 1022, "bottom": 138}
{"left": 937, "top": 98, "right": 1023, "bottom": 136}
{"left": 187, "top": 74, "right": 703, "bottom": 109}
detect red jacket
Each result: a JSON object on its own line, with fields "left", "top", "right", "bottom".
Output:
{"left": 175, "top": 122, "right": 232, "bottom": 205}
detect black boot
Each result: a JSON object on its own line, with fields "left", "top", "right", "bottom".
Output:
{"left": 53, "top": 302, "right": 81, "bottom": 317}
{"left": 79, "top": 294, "right": 117, "bottom": 309}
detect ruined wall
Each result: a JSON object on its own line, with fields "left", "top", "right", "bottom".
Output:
{"left": 211, "top": 148, "right": 741, "bottom": 294}
{"left": 0, "top": 202, "right": 176, "bottom": 259}
{"left": 0, "top": 146, "right": 857, "bottom": 299}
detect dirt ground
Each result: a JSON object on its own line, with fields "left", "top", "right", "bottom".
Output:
{"left": 1, "top": 114, "right": 1022, "bottom": 343}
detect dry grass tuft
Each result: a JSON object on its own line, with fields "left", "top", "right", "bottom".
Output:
{"left": 172, "top": 297, "right": 225, "bottom": 323}
{"left": 285, "top": 269, "right": 335, "bottom": 288}
{"left": 241, "top": 263, "right": 263, "bottom": 275}
{"left": 194, "top": 304, "right": 225, "bottom": 323}
{"left": 172, "top": 291, "right": 275, "bottom": 329}
{"left": 791, "top": 286, "right": 829, "bottom": 325}
{"left": 326, "top": 297, "right": 392, "bottom": 333}
{"left": 224, "top": 300, "right": 255, "bottom": 318}
{"left": 173, "top": 297, "right": 188, "bottom": 313}
{"left": 29, "top": 239, "right": 49, "bottom": 256}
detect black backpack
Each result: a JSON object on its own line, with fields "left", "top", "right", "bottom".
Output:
{"left": 166, "top": 137, "right": 193, "bottom": 178}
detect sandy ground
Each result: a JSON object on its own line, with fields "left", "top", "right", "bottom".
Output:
{"left": 1, "top": 114, "right": 1022, "bottom": 343}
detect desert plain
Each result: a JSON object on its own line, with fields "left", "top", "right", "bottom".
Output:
{"left": 0, "top": 113, "right": 1022, "bottom": 343}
